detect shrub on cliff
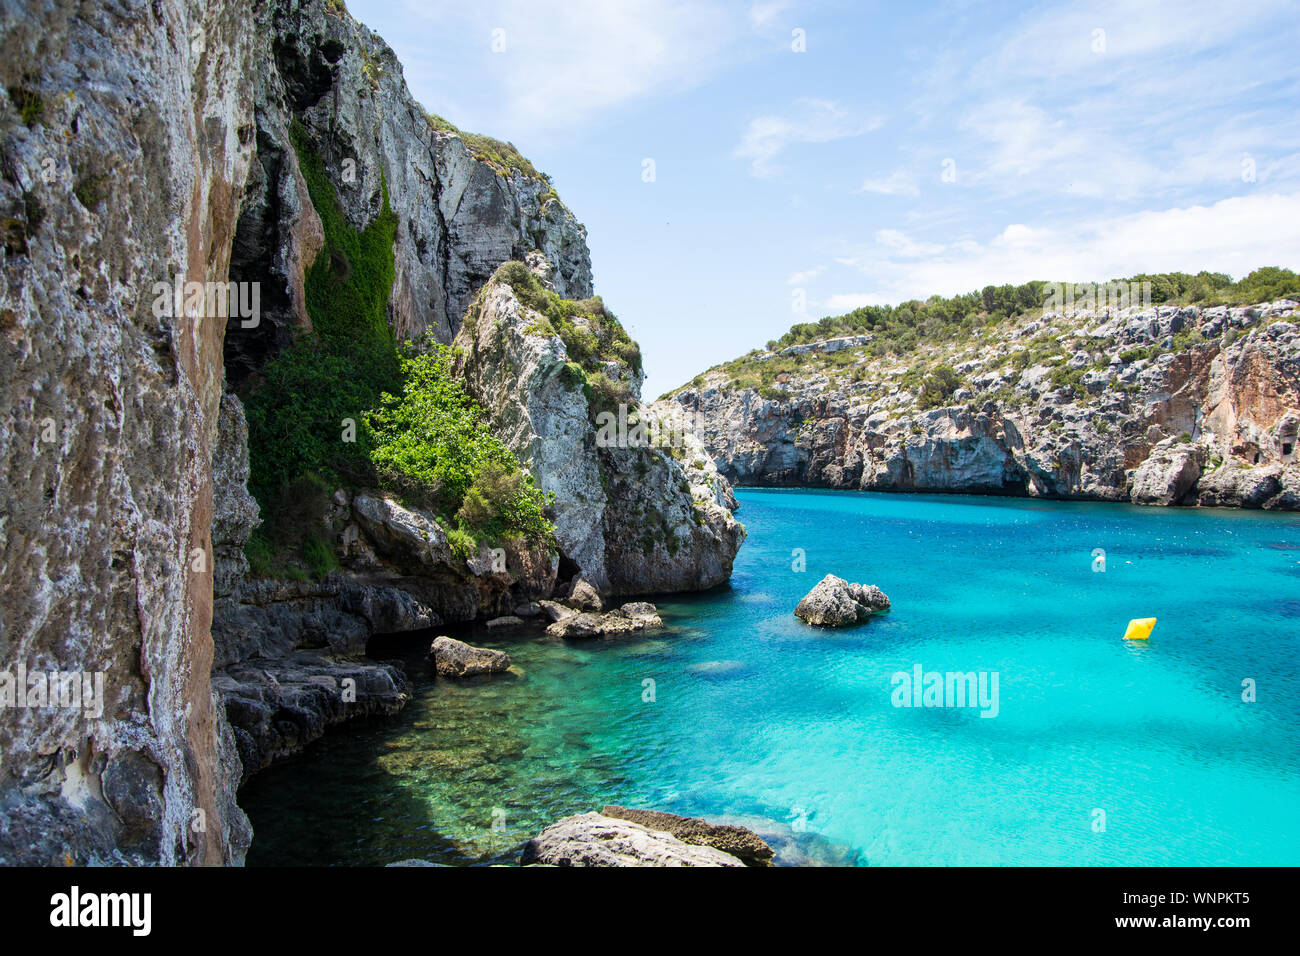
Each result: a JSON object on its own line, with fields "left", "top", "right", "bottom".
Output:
{"left": 366, "top": 343, "right": 552, "bottom": 547}
{"left": 919, "top": 365, "right": 963, "bottom": 409}
{"left": 244, "top": 124, "right": 552, "bottom": 575}
{"left": 497, "top": 261, "right": 643, "bottom": 379}
{"left": 246, "top": 122, "right": 400, "bottom": 504}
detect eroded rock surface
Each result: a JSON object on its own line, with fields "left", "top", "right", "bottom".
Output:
{"left": 1, "top": 0, "right": 259, "bottom": 866}
{"left": 544, "top": 602, "right": 664, "bottom": 639}
{"left": 520, "top": 813, "right": 746, "bottom": 867}
{"left": 794, "top": 574, "right": 891, "bottom": 627}
{"left": 454, "top": 272, "right": 745, "bottom": 597}
{"left": 429, "top": 636, "right": 511, "bottom": 678}
{"left": 664, "top": 301, "right": 1300, "bottom": 509}
{"left": 601, "top": 805, "right": 775, "bottom": 866}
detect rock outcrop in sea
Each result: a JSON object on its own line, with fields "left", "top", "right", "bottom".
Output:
{"left": 661, "top": 301, "right": 1300, "bottom": 509}
{"left": 453, "top": 263, "right": 745, "bottom": 596}
{"left": 794, "top": 574, "right": 891, "bottom": 627}
{"left": 429, "top": 636, "right": 511, "bottom": 678}
{"left": 600, "top": 805, "right": 776, "bottom": 866}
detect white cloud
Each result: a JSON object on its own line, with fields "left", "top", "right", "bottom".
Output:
{"left": 858, "top": 169, "right": 920, "bottom": 196}
{"left": 875, "top": 228, "right": 945, "bottom": 258}
{"left": 735, "top": 99, "right": 881, "bottom": 177}
{"left": 828, "top": 191, "right": 1300, "bottom": 305}
{"left": 786, "top": 266, "right": 825, "bottom": 285}
{"left": 981, "top": 0, "right": 1295, "bottom": 81}
{"left": 748, "top": 1, "right": 791, "bottom": 30}
{"left": 390, "top": 0, "right": 738, "bottom": 136}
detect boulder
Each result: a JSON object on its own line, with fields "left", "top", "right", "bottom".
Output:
{"left": 1130, "top": 439, "right": 1207, "bottom": 506}
{"left": 428, "top": 636, "right": 511, "bottom": 678}
{"left": 566, "top": 577, "right": 604, "bottom": 612}
{"left": 484, "top": 615, "right": 524, "bottom": 630}
{"left": 538, "top": 600, "right": 577, "bottom": 623}
{"left": 794, "top": 574, "right": 890, "bottom": 627}
{"left": 545, "top": 603, "right": 664, "bottom": 639}
{"left": 351, "top": 494, "right": 453, "bottom": 569}
{"left": 601, "top": 806, "right": 774, "bottom": 866}
{"left": 520, "top": 813, "right": 744, "bottom": 867}
{"left": 1196, "top": 461, "right": 1282, "bottom": 508}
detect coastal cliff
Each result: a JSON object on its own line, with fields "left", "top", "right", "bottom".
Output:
{"left": 662, "top": 295, "right": 1300, "bottom": 509}
{"left": 0, "top": 0, "right": 739, "bottom": 866}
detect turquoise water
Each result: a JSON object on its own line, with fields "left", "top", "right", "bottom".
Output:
{"left": 241, "top": 489, "right": 1300, "bottom": 866}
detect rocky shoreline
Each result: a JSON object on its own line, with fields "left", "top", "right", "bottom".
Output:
{"left": 661, "top": 300, "right": 1300, "bottom": 510}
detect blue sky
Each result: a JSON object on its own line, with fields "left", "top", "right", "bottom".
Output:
{"left": 349, "top": 0, "right": 1300, "bottom": 398}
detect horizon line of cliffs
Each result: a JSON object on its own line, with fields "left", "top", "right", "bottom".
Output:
{"left": 661, "top": 299, "right": 1300, "bottom": 510}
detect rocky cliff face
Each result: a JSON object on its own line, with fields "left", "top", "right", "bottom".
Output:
{"left": 663, "top": 301, "right": 1300, "bottom": 509}
{"left": 2, "top": 0, "right": 737, "bottom": 865}
{"left": 224, "top": 0, "right": 591, "bottom": 385}
{"left": 1, "top": 0, "right": 257, "bottom": 865}
{"left": 206, "top": 0, "right": 597, "bottom": 786}
{"left": 454, "top": 267, "right": 744, "bottom": 596}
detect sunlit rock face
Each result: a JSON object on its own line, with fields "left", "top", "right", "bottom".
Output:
{"left": 454, "top": 275, "right": 745, "bottom": 597}
{"left": 667, "top": 301, "right": 1300, "bottom": 510}
{"left": 1, "top": 0, "right": 258, "bottom": 865}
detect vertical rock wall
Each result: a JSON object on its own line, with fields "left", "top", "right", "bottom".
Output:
{"left": 1, "top": 0, "right": 256, "bottom": 864}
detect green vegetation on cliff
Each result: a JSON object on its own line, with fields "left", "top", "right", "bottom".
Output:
{"left": 366, "top": 344, "right": 551, "bottom": 549}
{"left": 768, "top": 268, "right": 1299, "bottom": 356}
{"left": 679, "top": 267, "right": 1300, "bottom": 400}
{"left": 492, "top": 260, "right": 643, "bottom": 415}
{"left": 423, "top": 111, "right": 551, "bottom": 184}
{"left": 244, "top": 124, "right": 552, "bottom": 576}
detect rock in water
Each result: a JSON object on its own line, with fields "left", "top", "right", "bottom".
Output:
{"left": 794, "top": 574, "right": 891, "bottom": 627}
{"left": 600, "top": 806, "right": 775, "bottom": 866}
{"left": 566, "top": 577, "right": 604, "bottom": 611}
{"left": 520, "top": 813, "right": 745, "bottom": 867}
{"left": 429, "top": 637, "right": 511, "bottom": 677}
{"left": 544, "top": 603, "right": 664, "bottom": 639}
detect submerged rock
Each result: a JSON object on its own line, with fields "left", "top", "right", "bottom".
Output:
{"left": 520, "top": 813, "right": 745, "bottom": 867}
{"left": 600, "top": 806, "right": 775, "bottom": 866}
{"left": 429, "top": 636, "right": 512, "bottom": 678}
{"left": 794, "top": 574, "right": 891, "bottom": 627}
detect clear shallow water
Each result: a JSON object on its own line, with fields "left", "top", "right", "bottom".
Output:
{"left": 241, "top": 489, "right": 1300, "bottom": 866}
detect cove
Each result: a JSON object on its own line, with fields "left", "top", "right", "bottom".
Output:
{"left": 240, "top": 488, "right": 1300, "bottom": 866}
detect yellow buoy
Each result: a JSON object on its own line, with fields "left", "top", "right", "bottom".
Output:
{"left": 1123, "top": 617, "right": 1157, "bottom": 641}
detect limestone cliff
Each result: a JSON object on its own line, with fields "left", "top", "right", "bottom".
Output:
{"left": 453, "top": 265, "right": 744, "bottom": 596}
{"left": 1, "top": 0, "right": 257, "bottom": 865}
{"left": 1, "top": 0, "right": 738, "bottom": 866}
{"left": 663, "top": 300, "right": 1300, "bottom": 509}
